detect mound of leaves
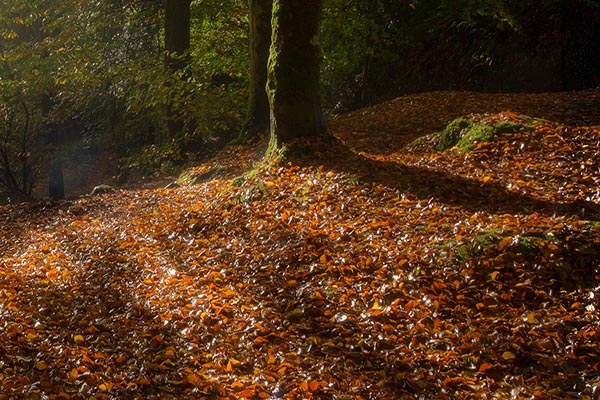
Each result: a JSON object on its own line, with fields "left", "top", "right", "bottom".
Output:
{"left": 0, "top": 90, "right": 599, "bottom": 399}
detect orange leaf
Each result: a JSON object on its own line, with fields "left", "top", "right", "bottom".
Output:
{"left": 186, "top": 372, "right": 203, "bottom": 387}
{"left": 35, "top": 361, "right": 48, "bottom": 370}
{"left": 479, "top": 362, "right": 494, "bottom": 372}
{"left": 498, "top": 236, "right": 513, "bottom": 250}
{"left": 239, "top": 388, "right": 256, "bottom": 398}
{"left": 308, "top": 380, "right": 321, "bottom": 392}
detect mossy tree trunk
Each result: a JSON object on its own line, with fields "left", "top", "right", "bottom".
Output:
{"left": 164, "top": 0, "right": 192, "bottom": 138}
{"left": 240, "top": 0, "right": 272, "bottom": 141}
{"left": 267, "top": 0, "right": 328, "bottom": 151}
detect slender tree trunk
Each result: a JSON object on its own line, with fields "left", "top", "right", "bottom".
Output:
{"left": 164, "top": 0, "right": 192, "bottom": 138}
{"left": 360, "top": 55, "right": 371, "bottom": 107}
{"left": 267, "top": 0, "right": 327, "bottom": 150}
{"left": 48, "top": 158, "right": 64, "bottom": 200}
{"left": 164, "top": 0, "right": 191, "bottom": 73}
{"left": 240, "top": 0, "right": 272, "bottom": 140}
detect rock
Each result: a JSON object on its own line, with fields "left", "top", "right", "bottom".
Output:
{"left": 90, "top": 184, "right": 114, "bottom": 196}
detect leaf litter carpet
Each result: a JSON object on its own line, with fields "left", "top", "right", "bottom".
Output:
{"left": 1, "top": 90, "right": 599, "bottom": 399}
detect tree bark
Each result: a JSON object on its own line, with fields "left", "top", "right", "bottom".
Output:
{"left": 240, "top": 0, "right": 272, "bottom": 140}
{"left": 267, "top": 0, "right": 327, "bottom": 149}
{"left": 164, "top": 0, "right": 192, "bottom": 138}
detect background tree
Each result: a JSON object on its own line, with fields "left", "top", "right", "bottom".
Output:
{"left": 164, "top": 0, "right": 192, "bottom": 138}
{"left": 267, "top": 0, "right": 328, "bottom": 151}
{"left": 239, "top": 0, "right": 272, "bottom": 141}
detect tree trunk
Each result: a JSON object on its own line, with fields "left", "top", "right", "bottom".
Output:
{"left": 267, "top": 0, "right": 327, "bottom": 149}
{"left": 164, "top": 0, "right": 191, "bottom": 73}
{"left": 48, "top": 158, "right": 64, "bottom": 200}
{"left": 164, "top": 0, "right": 192, "bottom": 138}
{"left": 240, "top": 0, "right": 272, "bottom": 140}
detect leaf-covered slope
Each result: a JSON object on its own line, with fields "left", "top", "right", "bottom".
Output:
{"left": 1, "top": 90, "right": 599, "bottom": 399}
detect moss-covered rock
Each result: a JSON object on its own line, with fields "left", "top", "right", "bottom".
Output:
{"left": 436, "top": 117, "right": 534, "bottom": 151}
{"left": 436, "top": 118, "right": 473, "bottom": 150}
{"left": 493, "top": 121, "right": 534, "bottom": 134}
{"left": 456, "top": 124, "right": 496, "bottom": 151}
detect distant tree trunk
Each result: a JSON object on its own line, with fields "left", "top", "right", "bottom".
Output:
{"left": 360, "top": 54, "right": 371, "bottom": 107}
{"left": 164, "top": 0, "right": 192, "bottom": 138}
{"left": 48, "top": 159, "right": 64, "bottom": 200}
{"left": 267, "top": 0, "right": 328, "bottom": 151}
{"left": 240, "top": 0, "right": 272, "bottom": 141}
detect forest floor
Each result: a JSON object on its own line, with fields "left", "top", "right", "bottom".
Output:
{"left": 1, "top": 89, "right": 599, "bottom": 399}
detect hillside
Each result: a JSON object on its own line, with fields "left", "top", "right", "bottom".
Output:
{"left": 0, "top": 90, "right": 599, "bottom": 399}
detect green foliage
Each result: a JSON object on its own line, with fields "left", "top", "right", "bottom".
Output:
{"left": 0, "top": 0, "right": 58, "bottom": 199}
{"left": 0, "top": 0, "right": 251, "bottom": 195}
{"left": 321, "top": 0, "right": 401, "bottom": 110}
{"left": 119, "top": 142, "right": 184, "bottom": 179}
{"left": 321, "top": 0, "right": 600, "bottom": 110}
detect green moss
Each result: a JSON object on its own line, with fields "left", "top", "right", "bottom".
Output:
{"left": 456, "top": 124, "right": 496, "bottom": 151}
{"left": 408, "top": 135, "right": 429, "bottom": 147}
{"left": 475, "top": 228, "right": 502, "bottom": 247}
{"left": 345, "top": 175, "right": 363, "bottom": 185}
{"left": 588, "top": 220, "right": 600, "bottom": 229}
{"left": 436, "top": 118, "right": 473, "bottom": 151}
{"left": 437, "top": 118, "right": 534, "bottom": 152}
{"left": 493, "top": 121, "right": 534, "bottom": 134}
{"left": 455, "top": 244, "right": 471, "bottom": 260}
{"left": 517, "top": 114, "right": 551, "bottom": 124}
{"left": 177, "top": 165, "right": 224, "bottom": 185}
{"left": 517, "top": 236, "right": 542, "bottom": 253}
